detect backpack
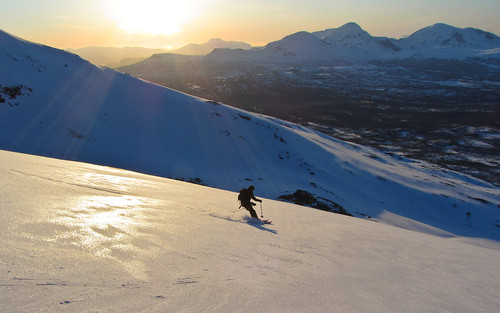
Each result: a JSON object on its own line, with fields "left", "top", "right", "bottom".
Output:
{"left": 238, "top": 188, "right": 249, "bottom": 202}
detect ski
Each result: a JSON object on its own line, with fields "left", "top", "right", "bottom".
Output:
{"left": 247, "top": 218, "right": 272, "bottom": 224}
{"left": 260, "top": 219, "right": 272, "bottom": 224}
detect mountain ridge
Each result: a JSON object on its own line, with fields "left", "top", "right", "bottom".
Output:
{"left": 65, "top": 22, "right": 500, "bottom": 68}
{"left": 67, "top": 46, "right": 168, "bottom": 68}
{"left": 172, "top": 38, "right": 252, "bottom": 55}
{"left": 67, "top": 38, "right": 253, "bottom": 67}
{"left": 204, "top": 22, "right": 500, "bottom": 62}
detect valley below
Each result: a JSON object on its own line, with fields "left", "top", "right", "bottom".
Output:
{"left": 120, "top": 57, "right": 500, "bottom": 185}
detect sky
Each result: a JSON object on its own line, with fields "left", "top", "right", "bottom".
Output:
{"left": 1, "top": 0, "right": 499, "bottom": 49}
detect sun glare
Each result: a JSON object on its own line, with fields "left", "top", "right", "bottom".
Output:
{"left": 110, "top": 0, "right": 194, "bottom": 36}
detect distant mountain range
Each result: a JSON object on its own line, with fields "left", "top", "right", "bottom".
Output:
{"left": 205, "top": 22, "right": 500, "bottom": 63}
{"left": 67, "top": 39, "right": 253, "bottom": 67}
{"left": 67, "top": 22, "right": 500, "bottom": 69}
{"left": 66, "top": 46, "right": 168, "bottom": 68}
{"left": 172, "top": 38, "right": 252, "bottom": 55}
{"left": 1, "top": 28, "right": 499, "bottom": 240}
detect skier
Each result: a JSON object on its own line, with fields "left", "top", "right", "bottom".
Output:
{"left": 238, "top": 185, "right": 263, "bottom": 220}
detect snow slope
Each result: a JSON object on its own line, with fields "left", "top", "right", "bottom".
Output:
{"left": 0, "top": 150, "right": 499, "bottom": 312}
{"left": 1, "top": 29, "right": 500, "bottom": 242}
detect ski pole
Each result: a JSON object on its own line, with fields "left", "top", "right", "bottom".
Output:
{"left": 233, "top": 201, "right": 243, "bottom": 212}
{"left": 260, "top": 202, "right": 264, "bottom": 218}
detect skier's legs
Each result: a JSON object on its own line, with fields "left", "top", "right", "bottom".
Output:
{"left": 243, "top": 204, "right": 259, "bottom": 219}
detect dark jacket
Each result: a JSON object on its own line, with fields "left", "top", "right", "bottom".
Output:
{"left": 239, "top": 187, "right": 261, "bottom": 206}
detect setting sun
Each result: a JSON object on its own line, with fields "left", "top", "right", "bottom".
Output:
{"left": 110, "top": 0, "right": 194, "bottom": 36}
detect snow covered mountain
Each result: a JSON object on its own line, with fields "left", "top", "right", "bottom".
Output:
{"left": 397, "top": 23, "right": 500, "bottom": 58}
{"left": 1, "top": 29, "right": 499, "bottom": 242}
{"left": 1, "top": 149, "right": 499, "bottom": 312}
{"left": 120, "top": 22, "right": 499, "bottom": 71}
{"left": 312, "top": 22, "right": 397, "bottom": 59}
{"left": 259, "top": 31, "right": 335, "bottom": 61}
{"left": 206, "top": 22, "right": 499, "bottom": 63}
{"left": 405, "top": 23, "right": 499, "bottom": 48}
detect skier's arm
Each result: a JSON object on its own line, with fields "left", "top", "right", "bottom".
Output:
{"left": 251, "top": 195, "right": 262, "bottom": 202}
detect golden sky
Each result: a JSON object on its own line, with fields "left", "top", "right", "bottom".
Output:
{"left": 1, "top": 0, "right": 499, "bottom": 49}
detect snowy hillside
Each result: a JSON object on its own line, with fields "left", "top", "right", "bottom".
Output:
{"left": 1, "top": 29, "right": 500, "bottom": 243}
{"left": 1, "top": 150, "right": 499, "bottom": 313}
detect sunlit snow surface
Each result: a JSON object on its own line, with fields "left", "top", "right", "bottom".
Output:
{"left": 1, "top": 150, "right": 499, "bottom": 312}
